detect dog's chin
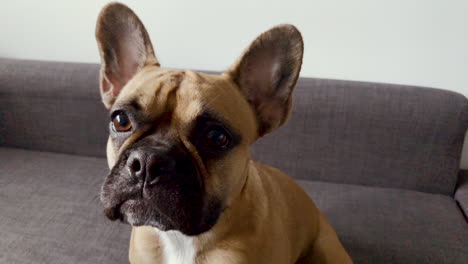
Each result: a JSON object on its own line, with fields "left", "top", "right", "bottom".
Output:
{"left": 105, "top": 199, "right": 172, "bottom": 230}
{"left": 122, "top": 212, "right": 168, "bottom": 231}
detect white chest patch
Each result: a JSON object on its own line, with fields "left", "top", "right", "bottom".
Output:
{"left": 156, "top": 229, "right": 196, "bottom": 264}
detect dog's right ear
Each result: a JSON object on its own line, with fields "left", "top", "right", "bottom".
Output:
{"left": 95, "top": 2, "right": 159, "bottom": 109}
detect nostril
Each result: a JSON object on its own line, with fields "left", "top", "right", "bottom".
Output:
{"left": 130, "top": 159, "right": 141, "bottom": 173}
{"left": 126, "top": 153, "right": 144, "bottom": 177}
{"left": 145, "top": 156, "right": 176, "bottom": 187}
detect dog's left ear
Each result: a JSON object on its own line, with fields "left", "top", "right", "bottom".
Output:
{"left": 226, "top": 24, "right": 303, "bottom": 137}
{"left": 95, "top": 3, "right": 159, "bottom": 109}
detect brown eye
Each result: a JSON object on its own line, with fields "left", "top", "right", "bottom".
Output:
{"left": 112, "top": 112, "right": 132, "bottom": 132}
{"left": 205, "top": 127, "right": 230, "bottom": 147}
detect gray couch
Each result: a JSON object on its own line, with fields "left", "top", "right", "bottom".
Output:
{"left": 1, "top": 58, "right": 467, "bottom": 263}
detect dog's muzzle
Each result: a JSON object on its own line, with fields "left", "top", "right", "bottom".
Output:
{"left": 100, "top": 138, "right": 220, "bottom": 235}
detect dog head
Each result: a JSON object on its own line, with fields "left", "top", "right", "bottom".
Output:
{"left": 96, "top": 3, "right": 303, "bottom": 236}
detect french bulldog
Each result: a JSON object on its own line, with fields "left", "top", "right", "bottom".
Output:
{"left": 96, "top": 2, "right": 352, "bottom": 263}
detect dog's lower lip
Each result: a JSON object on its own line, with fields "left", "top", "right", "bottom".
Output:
{"left": 125, "top": 199, "right": 144, "bottom": 206}
{"left": 104, "top": 199, "right": 145, "bottom": 221}
{"left": 121, "top": 199, "right": 146, "bottom": 210}
{"left": 104, "top": 206, "right": 121, "bottom": 221}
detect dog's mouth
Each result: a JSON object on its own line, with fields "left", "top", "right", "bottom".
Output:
{"left": 102, "top": 168, "right": 178, "bottom": 224}
{"left": 102, "top": 173, "right": 175, "bottom": 224}
{"left": 103, "top": 196, "right": 170, "bottom": 230}
{"left": 100, "top": 169, "right": 180, "bottom": 230}
{"left": 104, "top": 199, "right": 144, "bottom": 222}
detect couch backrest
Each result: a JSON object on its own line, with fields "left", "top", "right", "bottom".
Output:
{"left": 1, "top": 58, "right": 467, "bottom": 195}
{"left": 252, "top": 78, "right": 467, "bottom": 195}
{"left": 0, "top": 58, "right": 109, "bottom": 157}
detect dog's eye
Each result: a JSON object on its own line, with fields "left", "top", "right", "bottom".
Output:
{"left": 112, "top": 111, "right": 132, "bottom": 132}
{"left": 204, "top": 127, "right": 230, "bottom": 148}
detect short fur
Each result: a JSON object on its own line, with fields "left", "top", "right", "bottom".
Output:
{"left": 96, "top": 2, "right": 352, "bottom": 263}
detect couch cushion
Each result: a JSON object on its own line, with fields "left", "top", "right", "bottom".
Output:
{"left": 2, "top": 147, "right": 467, "bottom": 264}
{"left": 0, "top": 147, "right": 129, "bottom": 264}
{"left": 298, "top": 180, "right": 468, "bottom": 264}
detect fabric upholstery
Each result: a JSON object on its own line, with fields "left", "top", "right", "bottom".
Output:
{"left": 1, "top": 147, "right": 466, "bottom": 264}
{"left": 0, "top": 147, "right": 130, "bottom": 264}
{"left": 252, "top": 78, "right": 468, "bottom": 195}
{"left": 0, "top": 58, "right": 109, "bottom": 157}
{"left": 298, "top": 180, "right": 468, "bottom": 264}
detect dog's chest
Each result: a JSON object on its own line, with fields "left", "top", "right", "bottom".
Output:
{"left": 156, "top": 229, "right": 197, "bottom": 264}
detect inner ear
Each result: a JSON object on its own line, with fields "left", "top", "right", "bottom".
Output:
{"left": 96, "top": 3, "right": 159, "bottom": 109}
{"left": 226, "top": 24, "right": 303, "bottom": 137}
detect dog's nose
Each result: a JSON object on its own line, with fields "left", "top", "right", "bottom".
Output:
{"left": 127, "top": 151, "right": 176, "bottom": 187}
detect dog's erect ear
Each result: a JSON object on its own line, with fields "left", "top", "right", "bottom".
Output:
{"left": 95, "top": 3, "right": 159, "bottom": 109}
{"left": 226, "top": 24, "right": 303, "bottom": 137}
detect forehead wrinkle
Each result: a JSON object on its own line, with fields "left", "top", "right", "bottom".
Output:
{"left": 171, "top": 71, "right": 204, "bottom": 125}
{"left": 133, "top": 70, "right": 185, "bottom": 120}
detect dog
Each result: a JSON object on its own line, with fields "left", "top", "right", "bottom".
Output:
{"left": 96, "top": 2, "right": 352, "bottom": 263}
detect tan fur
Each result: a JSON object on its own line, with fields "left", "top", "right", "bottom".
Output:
{"left": 128, "top": 160, "right": 352, "bottom": 263}
{"left": 96, "top": 3, "right": 352, "bottom": 263}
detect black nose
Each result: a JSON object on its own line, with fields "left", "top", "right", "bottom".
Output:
{"left": 127, "top": 150, "right": 176, "bottom": 187}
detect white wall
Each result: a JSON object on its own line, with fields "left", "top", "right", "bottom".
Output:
{"left": 0, "top": 0, "right": 467, "bottom": 96}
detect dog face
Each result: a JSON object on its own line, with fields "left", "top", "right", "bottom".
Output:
{"left": 96, "top": 3, "right": 303, "bottom": 236}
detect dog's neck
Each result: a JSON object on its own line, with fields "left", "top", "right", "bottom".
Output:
{"left": 156, "top": 229, "right": 197, "bottom": 264}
